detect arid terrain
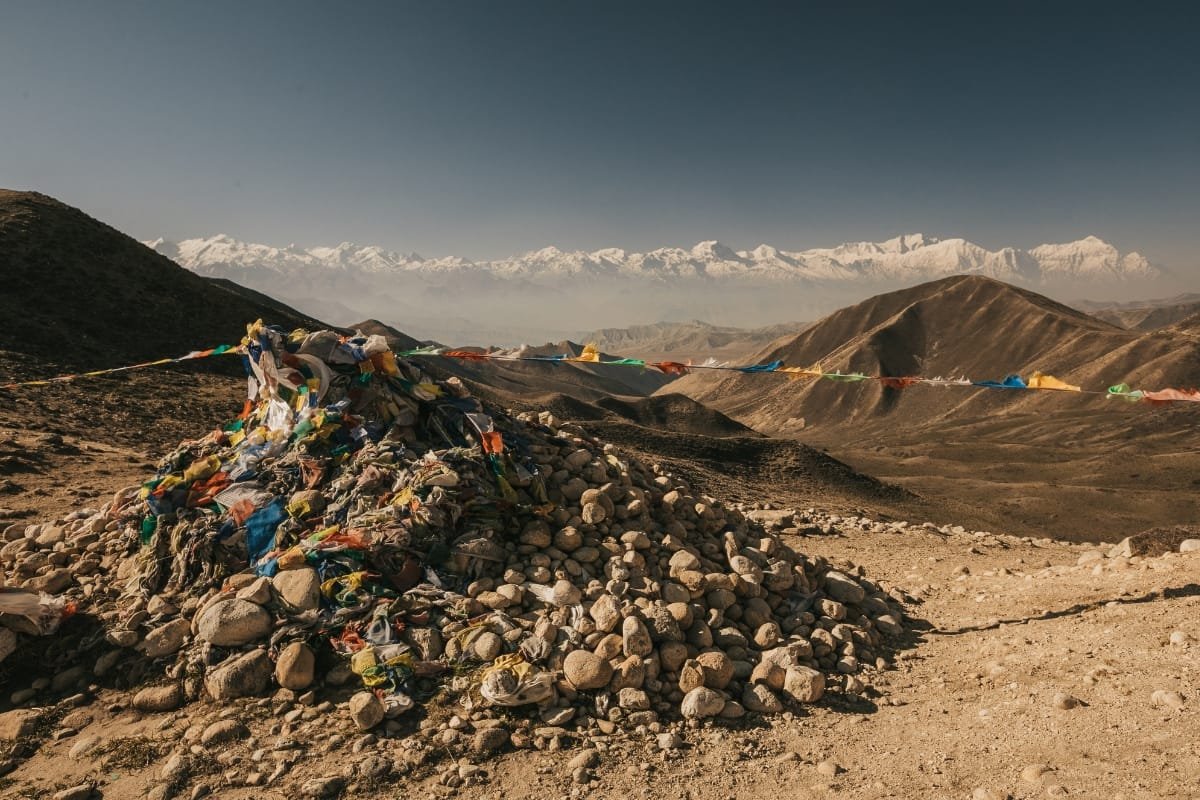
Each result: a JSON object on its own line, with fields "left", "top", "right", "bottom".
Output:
{"left": 1, "top": 189, "right": 1198, "bottom": 800}
{"left": 2, "top": 401, "right": 1198, "bottom": 799}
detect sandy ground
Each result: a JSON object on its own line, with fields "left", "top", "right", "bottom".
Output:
{"left": 797, "top": 406, "right": 1200, "bottom": 544}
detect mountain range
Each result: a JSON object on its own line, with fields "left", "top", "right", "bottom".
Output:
{"left": 1078, "top": 292, "right": 1200, "bottom": 331}
{"left": 149, "top": 232, "right": 1160, "bottom": 285}
{"left": 145, "top": 232, "right": 1168, "bottom": 346}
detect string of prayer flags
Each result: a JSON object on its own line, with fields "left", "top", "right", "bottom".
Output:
{"left": 7, "top": 329, "right": 1200, "bottom": 409}
{"left": 0, "top": 343, "right": 243, "bottom": 390}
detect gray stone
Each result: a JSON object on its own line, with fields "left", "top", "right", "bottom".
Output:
{"left": 680, "top": 687, "right": 725, "bottom": 719}
{"left": 204, "top": 649, "right": 273, "bottom": 701}
{"left": 161, "top": 752, "right": 190, "bottom": 782}
{"left": 622, "top": 615, "right": 653, "bottom": 657}
{"left": 139, "top": 618, "right": 191, "bottom": 659}
{"left": 472, "top": 727, "right": 510, "bottom": 754}
{"left": 823, "top": 571, "right": 865, "bottom": 604}
{"left": 195, "top": 599, "right": 272, "bottom": 646}
{"left": 272, "top": 568, "right": 321, "bottom": 612}
{"left": 275, "top": 641, "right": 315, "bottom": 690}
{"left": 472, "top": 631, "right": 503, "bottom": 661}
{"left": 68, "top": 735, "right": 101, "bottom": 760}
{"left": 132, "top": 683, "right": 184, "bottom": 713}
{"left": 235, "top": 576, "right": 273, "bottom": 605}
{"left": 563, "top": 650, "right": 612, "bottom": 690}
{"left": 300, "top": 777, "right": 346, "bottom": 798}
{"left": 567, "top": 748, "right": 599, "bottom": 770}
{"left": 617, "top": 688, "right": 650, "bottom": 710}
{"left": 51, "top": 785, "right": 93, "bottom": 800}
{"left": 742, "top": 683, "right": 783, "bottom": 713}
{"left": 1, "top": 709, "right": 46, "bottom": 740}
{"left": 588, "top": 594, "right": 621, "bottom": 633}
{"left": 51, "top": 665, "right": 87, "bottom": 693}
{"left": 349, "top": 691, "right": 385, "bottom": 731}
{"left": 200, "top": 719, "right": 249, "bottom": 746}
{"left": 782, "top": 666, "right": 825, "bottom": 703}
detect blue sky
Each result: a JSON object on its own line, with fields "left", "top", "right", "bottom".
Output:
{"left": 1, "top": 1, "right": 1198, "bottom": 271}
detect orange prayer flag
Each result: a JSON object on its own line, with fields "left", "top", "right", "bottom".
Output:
{"left": 445, "top": 349, "right": 490, "bottom": 362}
{"left": 651, "top": 361, "right": 691, "bottom": 376}
{"left": 481, "top": 431, "right": 504, "bottom": 455}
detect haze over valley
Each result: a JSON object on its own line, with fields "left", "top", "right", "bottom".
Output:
{"left": 147, "top": 232, "right": 1173, "bottom": 345}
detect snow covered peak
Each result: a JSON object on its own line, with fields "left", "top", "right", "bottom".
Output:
{"left": 1029, "top": 236, "right": 1158, "bottom": 279}
{"left": 690, "top": 240, "right": 741, "bottom": 262}
{"left": 882, "top": 233, "right": 935, "bottom": 253}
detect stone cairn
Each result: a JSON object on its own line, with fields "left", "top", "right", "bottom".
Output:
{"left": 1, "top": 323, "right": 908, "bottom": 763}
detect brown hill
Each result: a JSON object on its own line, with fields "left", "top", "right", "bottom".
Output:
{"left": 582, "top": 319, "right": 809, "bottom": 363}
{"left": 356, "top": 321, "right": 677, "bottom": 403}
{"left": 529, "top": 391, "right": 759, "bottom": 438}
{"left": 0, "top": 189, "right": 325, "bottom": 369}
{"left": 1167, "top": 310, "right": 1200, "bottom": 333}
{"left": 664, "top": 276, "right": 1200, "bottom": 539}
{"left": 669, "top": 275, "right": 1200, "bottom": 432}
{"left": 1080, "top": 292, "right": 1200, "bottom": 330}
{"left": 346, "top": 319, "right": 426, "bottom": 352}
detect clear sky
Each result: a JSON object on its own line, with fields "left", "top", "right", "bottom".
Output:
{"left": 2, "top": 1, "right": 1198, "bottom": 272}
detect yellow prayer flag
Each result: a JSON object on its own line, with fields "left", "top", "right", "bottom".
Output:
{"left": 570, "top": 343, "right": 601, "bottom": 363}
{"left": 1027, "top": 371, "right": 1081, "bottom": 392}
{"left": 777, "top": 363, "right": 824, "bottom": 381}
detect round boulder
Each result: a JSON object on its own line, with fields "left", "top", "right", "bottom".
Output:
{"left": 563, "top": 650, "right": 613, "bottom": 690}
{"left": 195, "top": 599, "right": 272, "bottom": 647}
{"left": 680, "top": 687, "right": 725, "bottom": 719}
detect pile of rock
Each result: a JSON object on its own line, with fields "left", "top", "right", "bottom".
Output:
{"left": 0, "top": 323, "right": 909, "bottom": 754}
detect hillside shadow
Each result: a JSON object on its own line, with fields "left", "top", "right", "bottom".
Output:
{"left": 927, "top": 582, "right": 1200, "bottom": 636}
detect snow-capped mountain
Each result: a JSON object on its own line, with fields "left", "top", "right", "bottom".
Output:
{"left": 146, "top": 232, "right": 1161, "bottom": 285}
{"left": 143, "top": 232, "right": 1166, "bottom": 344}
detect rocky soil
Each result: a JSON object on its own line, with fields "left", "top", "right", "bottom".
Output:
{"left": 1, "top": 514, "right": 1197, "bottom": 799}
{"left": 0, "top": 343, "right": 1196, "bottom": 799}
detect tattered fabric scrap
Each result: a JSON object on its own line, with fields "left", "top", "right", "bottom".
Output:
{"left": 1142, "top": 388, "right": 1200, "bottom": 405}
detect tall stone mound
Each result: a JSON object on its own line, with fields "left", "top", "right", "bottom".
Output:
{"left": 1, "top": 324, "right": 908, "bottom": 749}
